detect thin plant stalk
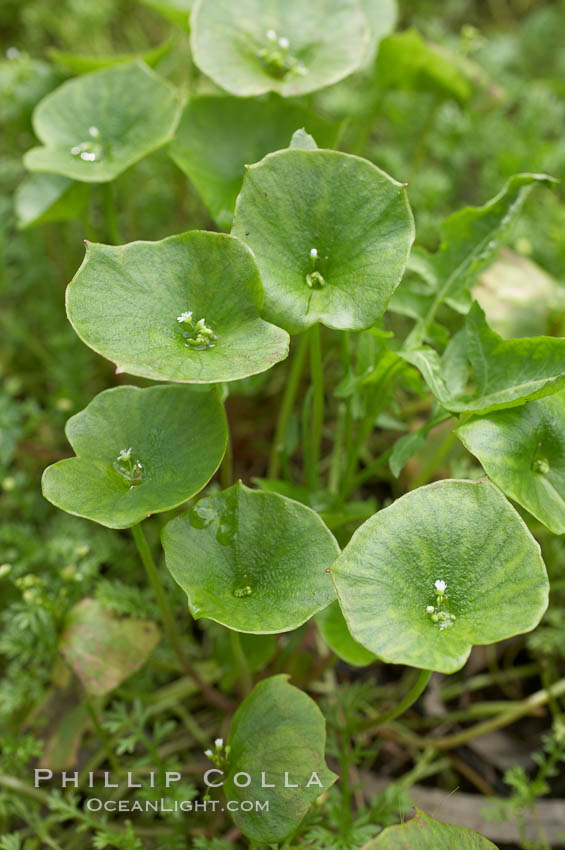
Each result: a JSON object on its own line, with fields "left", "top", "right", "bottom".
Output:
{"left": 229, "top": 629, "right": 253, "bottom": 697}
{"left": 268, "top": 332, "right": 309, "bottom": 480}
{"left": 308, "top": 322, "right": 324, "bottom": 491}
{"left": 356, "top": 669, "right": 432, "bottom": 732}
{"left": 131, "top": 523, "right": 233, "bottom": 713}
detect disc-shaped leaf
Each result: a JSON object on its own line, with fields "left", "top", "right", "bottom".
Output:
{"left": 168, "top": 95, "right": 337, "bottom": 230}
{"left": 457, "top": 392, "right": 565, "bottom": 534}
{"left": 59, "top": 598, "right": 160, "bottom": 696}
{"left": 316, "top": 601, "right": 375, "bottom": 666}
{"left": 190, "top": 0, "right": 370, "bottom": 98}
{"left": 404, "top": 302, "right": 565, "bottom": 414}
{"left": 232, "top": 148, "right": 414, "bottom": 333}
{"left": 161, "top": 482, "right": 338, "bottom": 633}
{"left": 331, "top": 480, "right": 548, "bottom": 674}
{"left": 23, "top": 61, "right": 181, "bottom": 183}
{"left": 362, "top": 809, "right": 498, "bottom": 849}
{"left": 42, "top": 385, "right": 227, "bottom": 529}
{"left": 225, "top": 675, "right": 337, "bottom": 843}
{"left": 66, "top": 231, "right": 289, "bottom": 383}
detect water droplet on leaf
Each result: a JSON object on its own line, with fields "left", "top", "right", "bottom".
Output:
{"left": 112, "top": 447, "right": 143, "bottom": 486}
{"left": 533, "top": 457, "right": 550, "bottom": 475}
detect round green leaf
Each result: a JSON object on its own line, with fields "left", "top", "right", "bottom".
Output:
{"left": 457, "top": 392, "right": 565, "bottom": 535}
{"left": 66, "top": 231, "right": 290, "bottom": 383}
{"left": 316, "top": 600, "right": 375, "bottom": 666}
{"left": 225, "top": 675, "right": 337, "bottom": 843}
{"left": 232, "top": 148, "right": 414, "bottom": 333}
{"left": 15, "top": 173, "right": 88, "bottom": 229}
{"left": 331, "top": 480, "right": 548, "bottom": 674}
{"left": 42, "top": 384, "right": 227, "bottom": 529}
{"left": 23, "top": 61, "right": 181, "bottom": 183}
{"left": 190, "top": 0, "right": 370, "bottom": 98}
{"left": 59, "top": 598, "right": 161, "bottom": 696}
{"left": 168, "top": 95, "right": 337, "bottom": 230}
{"left": 161, "top": 482, "right": 338, "bottom": 633}
{"left": 362, "top": 809, "right": 498, "bottom": 849}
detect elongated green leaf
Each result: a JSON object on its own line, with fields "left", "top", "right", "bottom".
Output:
{"left": 191, "top": 0, "right": 370, "bottom": 97}
{"left": 15, "top": 172, "right": 88, "bottom": 229}
{"left": 457, "top": 391, "right": 565, "bottom": 534}
{"left": 409, "top": 174, "right": 555, "bottom": 323}
{"left": 225, "top": 675, "right": 337, "bottom": 843}
{"left": 362, "top": 809, "right": 498, "bottom": 849}
{"left": 140, "top": 0, "right": 193, "bottom": 28}
{"left": 162, "top": 482, "right": 338, "bottom": 633}
{"left": 24, "top": 61, "right": 181, "bottom": 183}
{"left": 42, "top": 385, "right": 227, "bottom": 529}
{"left": 316, "top": 600, "right": 375, "bottom": 666}
{"left": 47, "top": 41, "right": 172, "bottom": 74}
{"left": 66, "top": 231, "right": 289, "bottom": 383}
{"left": 59, "top": 598, "right": 160, "bottom": 695}
{"left": 331, "top": 479, "right": 548, "bottom": 674}
{"left": 168, "top": 95, "right": 336, "bottom": 230}
{"left": 232, "top": 148, "right": 414, "bottom": 333}
{"left": 377, "top": 30, "right": 472, "bottom": 103}
{"left": 404, "top": 302, "right": 565, "bottom": 414}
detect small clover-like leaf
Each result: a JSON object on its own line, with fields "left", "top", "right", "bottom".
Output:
{"left": 168, "top": 95, "right": 336, "bottom": 230}
{"left": 404, "top": 302, "right": 565, "bottom": 414}
{"left": 66, "top": 231, "right": 289, "bottom": 383}
{"left": 457, "top": 391, "right": 565, "bottom": 534}
{"left": 162, "top": 482, "right": 338, "bottom": 633}
{"left": 24, "top": 61, "right": 181, "bottom": 183}
{"left": 59, "top": 598, "right": 160, "bottom": 696}
{"left": 331, "top": 479, "right": 548, "bottom": 674}
{"left": 225, "top": 675, "right": 337, "bottom": 843}
{"left": 316, "top": 600, "right": 375, "bottom": 667}
{"left": 42, "top": 385, "right": 227, "bottom": 529}
{"left": 190, "top": 0, "right": 370, "bottom": 98}
{"left": 362, "top": 808, "right": 499, "bottom": 849}
{"left": 232, "top": 148, "right": 414, "bottom": 333}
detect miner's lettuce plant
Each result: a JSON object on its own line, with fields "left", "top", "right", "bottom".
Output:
{"left": 12, "top": 1, "right": 564, "bottom": 847}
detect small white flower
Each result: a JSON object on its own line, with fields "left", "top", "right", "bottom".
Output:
{"left": 71, "top": 145, "right": 81, "bottom": 155}
{"left": 118, "top": 448, "right": 132, "bottom": 460}
{"left": 278, "top": 36, "right": 290, "bottom": 49}
{"left": 6, "top": 47, "right": 20, "bottom": 60}
{"left": 204, "top": 749, "right": 213, "bottom": 758}
{"left": 266, "top": 29, "right": 277, "bottom": 41}
{"left": 88, "top": 126, "right": 100, "bottom": 138}
{"left": 435, "top": 580, "right": 447, "bottom": 593}
{"left": 426, "top": 605, "right": 435, "bottom": 614}
{"left": 177, "top": 311, "right": 193, "bottom": 323}
{"left": 214, "top": 737, "right": 223, "bottom": 748}
{"left": 80, "top": 151, "right": 97, "bottom": 162}
{"left": 310, "top": 248, "right": 318, "bottom": 259}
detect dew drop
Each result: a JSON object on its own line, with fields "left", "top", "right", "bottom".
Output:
{"left": 176, "top": 311, "right": 217, "bottom": 351}
{"left": 190, "top": 502, "right": 217, "bottom": 529}
{"left": 70, "top": 139, "right": 105, "bottom": 163}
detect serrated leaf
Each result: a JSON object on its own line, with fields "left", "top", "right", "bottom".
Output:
{"left": 232, "top": 148, "right": 414, "bottom": 333}
{"left": 66, "top": 231, "right": 289, "bottom": 383}
{"left": 168, "top": 95, "right": 336, "bottom": 230}
{"left": 404, "top": 302, "right": 565, "bottom": 414}
{"left": 24, "top": 61, "right": 181, "bottom": 183}
{"left": 331, "top": 479, "right": 548, "bottom": 674}
{"left": 162, "top": 482, "right": 338, "bottom": 633}
{"left": 457, "top": 391, "right": 565, "bottom": 534}
{"left": 15, "top": 173, "right": 88, "bottom": 229}
{"left": 362, "top": 808, "right": 498, "bottom": 848}
{"left": 190, "top": 0, "right": 370, "bottom": 97}
{"left": 316, "top": 600, "right": 375, "bottom": 666}
{"left": 42, "top": 385, "right": 227, "bottom": 529}
{"left": 225, "top": 675, "right": 337, "bottom": 843}
{"left": 59, "top": 598, "right": 160, "bottom": 696}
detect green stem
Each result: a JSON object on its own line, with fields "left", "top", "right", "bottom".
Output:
{"left": 221, "top": 427, "right": 233, "bottom": 490}
{"left": 268, "top": 333, "right": 309, "bottom": 480}
{"left": 0, "top": 773, "right": 51, "bottom": 805}
{"left": 85, "top": 697, "right": 121, "bottom": 774}
{"left": 131, "top": 524, "right": 233, "bottom": 713}
{"left": 307, "top": 323, "right": 324, "bottom": 491}
{"left": 356, "top": 669, "right": 432, "bottom": 732}
{"left": 229, "top": 629, "right": 252, "bottom": 697}
{"left": 329, "top": 403, "right": 346, "bottom": 495}
{"left": 396, "top": 675, "right": 565, "bottom": 751}
{"left": 344, "top": 446, "right": 393, "bottom": 498}
{"left": 102, "top": 181, "right": 122, "bottom": 244}
{"left": 409, "top": 420, "right": 456, "bottom": 490}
